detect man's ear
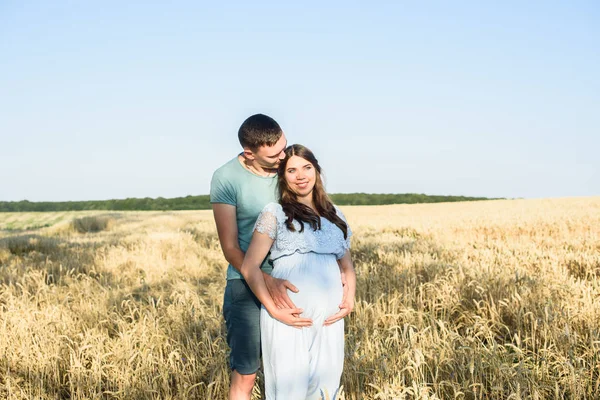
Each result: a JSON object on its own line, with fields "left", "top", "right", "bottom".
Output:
{"left": 242, "top": 148, "right": 255, "bottom": 160}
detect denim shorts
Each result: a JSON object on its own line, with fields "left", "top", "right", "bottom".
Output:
{"left": 222, "top": 279, "right": 262, "bottom": 375}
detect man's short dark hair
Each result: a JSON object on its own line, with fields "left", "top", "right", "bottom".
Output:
{"left": 238, "top": 114, "right": 283, "bottom": 150}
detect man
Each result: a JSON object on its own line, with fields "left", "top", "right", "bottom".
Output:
{"left": 210, "top": 114, "right": 298, "bottom": 400}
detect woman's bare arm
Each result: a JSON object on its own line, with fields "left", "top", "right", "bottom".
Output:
{"left": 240, "top": 230, "right": 313, "bottom": 328}
{"left": 324, "top": 250, "right": 356, "bottom": 326}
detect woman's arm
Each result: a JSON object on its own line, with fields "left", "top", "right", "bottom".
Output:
{"left": 324, "top": 250, "right": 356, "bottom": 326}
{"left": 240, "top": 230, "right": 313, "bottom": 328}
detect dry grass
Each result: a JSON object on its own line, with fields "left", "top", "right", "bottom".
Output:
{"left": 0, "top": 198, "right": 599, "bottom": 399}
{"left": 71, "top": 215, "right": 116, "bottom": 233}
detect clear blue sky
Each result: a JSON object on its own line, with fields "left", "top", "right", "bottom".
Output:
{"left": 1, "top": 1, "right": 598, "bottom": 201}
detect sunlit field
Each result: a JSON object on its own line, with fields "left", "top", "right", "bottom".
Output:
{"left": 1, "top": 197, "right": 599, "bottom": 399}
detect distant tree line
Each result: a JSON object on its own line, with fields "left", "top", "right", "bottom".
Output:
{"left": 0, "top": 193, "right": 495, "bottom": 212}
{"left": 329, "top": 193, "right": 493, "bottom": 205}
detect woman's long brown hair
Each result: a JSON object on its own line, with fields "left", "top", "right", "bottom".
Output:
{"left": 277, "top": 144, "right": 348, "bottom": 239}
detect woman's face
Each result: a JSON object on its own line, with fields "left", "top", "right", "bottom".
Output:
{"left": 284, "top": 155, "right": 317, "bottom": 198}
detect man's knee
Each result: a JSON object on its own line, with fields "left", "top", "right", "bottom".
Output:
{"left": 224, "top": 280, "right": 262, "bottom": 378}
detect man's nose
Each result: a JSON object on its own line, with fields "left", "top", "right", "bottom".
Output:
{"left": 279, "top": 152, "right": 285, "bottom": 160}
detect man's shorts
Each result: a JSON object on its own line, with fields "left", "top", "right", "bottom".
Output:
{"left": 222, "top": 279, "right": 261, "bottom": 375}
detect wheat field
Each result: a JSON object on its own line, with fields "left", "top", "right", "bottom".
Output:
{"left": 0, "top": 197, "right": 599, "bottom": 399}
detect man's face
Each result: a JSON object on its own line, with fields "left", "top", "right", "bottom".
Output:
{"left": 251, "top": 133, "right": 287, "bottom": 169}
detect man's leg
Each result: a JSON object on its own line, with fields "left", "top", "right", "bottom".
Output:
{"left": 223, "top": 279, "right": 262, "bottom": 400}
{"left": 229, "top": 370, "right": 256, "bottom": 400}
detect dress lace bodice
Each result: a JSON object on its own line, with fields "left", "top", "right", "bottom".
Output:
{"left": 253, "top": 202, "right": 352, "bottom": 261}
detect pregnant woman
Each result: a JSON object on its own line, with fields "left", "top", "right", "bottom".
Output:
{"left": 239, "top": 144, "right": 356, "bottom": 400}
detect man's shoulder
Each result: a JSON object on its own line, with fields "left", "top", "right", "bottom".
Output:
{"left": 212, "top": 156, "right": 248, "bottom": 187}
{"left": 210, "top": 156, "right": 244, "bottom": 204}
{"left": 212, "top": 156, "right": 241, "bottom": 179}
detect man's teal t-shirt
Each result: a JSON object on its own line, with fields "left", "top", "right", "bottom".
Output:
{"left": 210, "top": 156, "right": 278, "bottom": 280}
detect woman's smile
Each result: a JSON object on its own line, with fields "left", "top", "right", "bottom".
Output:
{"left": 285, "top": 155, "right": 317, "bottom": 198}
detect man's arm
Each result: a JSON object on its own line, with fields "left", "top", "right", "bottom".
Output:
{"left": 212, "top": 203, "right": 245, "bottom": 271}
{"left": 212, "top": 203, "right": 299, "bottom": 309}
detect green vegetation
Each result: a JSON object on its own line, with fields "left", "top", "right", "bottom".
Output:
{"left": 0, "top": 196, "right": 208, "bottom": 212}
{"left": 0, "top": 193, "right": 495, "bottom": 212}
{"left": 329, "top": 192, "right": 492, "bottom": 205}
{"left": 0, "top": 212, "right": 70, "bottom": 231}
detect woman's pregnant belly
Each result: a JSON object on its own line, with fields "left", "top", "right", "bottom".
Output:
{"left": 271, "top": 252, "right": 343, "bottom": 321}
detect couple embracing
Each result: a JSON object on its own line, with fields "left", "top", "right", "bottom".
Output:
{"left": 210, "top": 114, "right": 357, "bottom": 400}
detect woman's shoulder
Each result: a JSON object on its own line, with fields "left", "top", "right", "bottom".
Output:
{"left": 261, "top": 202, "right": 283, "bottom": 213}
{"left": 260, "top": 202, "right": 285, "bottom": 220}
{"left": 332, "top": 203, "right": 343, "bottom": 215}
{"left": 331, "top": 203, "right": 349, "bottom": 223}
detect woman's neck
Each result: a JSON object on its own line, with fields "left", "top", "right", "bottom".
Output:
{"left": 296, "top": 195, "right": 316, "bottom": 212}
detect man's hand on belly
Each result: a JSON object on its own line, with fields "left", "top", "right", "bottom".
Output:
{"left": 263, "top": 272, "right": 299, "bottom": 310}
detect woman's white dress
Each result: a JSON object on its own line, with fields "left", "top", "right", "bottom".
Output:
{"left": 254, "top": 202, "right": 352, "bottom": 400}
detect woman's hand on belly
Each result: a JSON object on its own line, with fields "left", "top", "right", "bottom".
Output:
{"left": 323, "top": 296, "right": 354, "bottom": 326}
